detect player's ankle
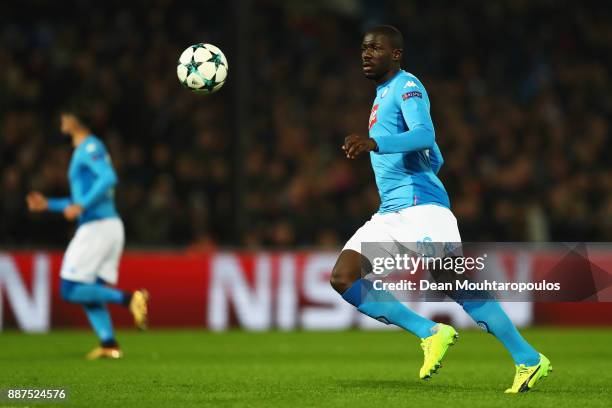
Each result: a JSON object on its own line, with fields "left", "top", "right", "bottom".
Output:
{"left": 101, "top": 339, "right": 119, "bottom": 348}
{"left": 122, "top": 291, "right": 133, "bottom": 307}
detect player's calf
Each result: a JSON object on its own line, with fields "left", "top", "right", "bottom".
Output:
{"left": 333, "top": 250, "right": 441, "bottom": 338}
{"left": 428, "top": 262, "right": 541, "bottom": 367}
{"left": 332, "top": 250, "right": 458, "bottom": 379}
{"left": 60, "top": 278, "right": 132, "bottom": 306}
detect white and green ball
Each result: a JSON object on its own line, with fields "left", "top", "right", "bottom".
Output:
{"left": 177, "top": 43, "right": 228, "bottom": 94}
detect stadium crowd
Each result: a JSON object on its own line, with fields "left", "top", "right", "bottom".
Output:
{"left": 1, "top": 0, "right": 611, "bottom": 248}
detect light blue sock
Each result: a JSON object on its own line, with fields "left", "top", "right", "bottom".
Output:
{"left": 342, "top": 278, "right": 436, "bottom": 338}
{"left": 83, "top": 304, "right": 116, "bottom": 344}
{"left": 61, "top": 279, "right": 128, "bottom": 305}
{"left": 462, "top": 300, "right": 540, "bottom": 366}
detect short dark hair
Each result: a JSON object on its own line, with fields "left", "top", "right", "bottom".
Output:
{"left": 365, "top": 25, "right": 404, "bottom": 49}
{"left": 60, "top": 97, "right": 94, "bottom": 128}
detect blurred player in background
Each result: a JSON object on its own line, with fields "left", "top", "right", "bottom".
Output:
{"left": 331, "top": 25, "right": 551, "bottom": 393}
{"left": 26, "top": 104, "right": 149, "bottom": 359}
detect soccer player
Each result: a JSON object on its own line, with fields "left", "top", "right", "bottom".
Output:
{"left": 331, "top": 26, "right": 551, "bottom": 393}
{"left": 26, "top": 104, "right": 149, "bottom": 359}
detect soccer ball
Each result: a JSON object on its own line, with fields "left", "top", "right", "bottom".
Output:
{"left": 177, "top": 43, "right": 228, "bottom": 94}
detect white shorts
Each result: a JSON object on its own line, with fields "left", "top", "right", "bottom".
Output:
{"left": 343, "top": 204, "right": 462, "bottom": 260}
{"left": 60, "top": 218, "right": 125, "bottom": 285}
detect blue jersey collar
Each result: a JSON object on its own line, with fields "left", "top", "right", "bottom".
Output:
{"left": 76, "top": 134, "right": 95, "bottom": 150}
{"left": 376, "top": 69, "right": 403, "bottom": 91}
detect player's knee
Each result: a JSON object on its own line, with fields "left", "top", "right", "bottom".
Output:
{"left": 329, "top": 274, "right": 346, "bottom": 294}
{"left": 330, "top": 263, "right": 359, "bottom": 294}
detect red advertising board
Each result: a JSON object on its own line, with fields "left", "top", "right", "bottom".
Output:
{"left": 2, "top": 251, "right": 612, "bottom": 332}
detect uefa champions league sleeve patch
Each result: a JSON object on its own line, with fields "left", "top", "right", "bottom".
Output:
{"left": 402, "top": 91, "right": 422, "bottom": 101}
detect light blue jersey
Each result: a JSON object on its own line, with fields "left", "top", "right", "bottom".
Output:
{"left": 48, "top": 135, "right": 119, "bottom": 224}
{"left": 368, "top": 69, "right": 449, "bottom": 213}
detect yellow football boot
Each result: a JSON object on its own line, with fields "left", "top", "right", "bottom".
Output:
{"left": 419, "top": 323, "right": 458, "bottom": 379}
{"left": 505, "top": 353, "right": 552, "bottom": 393}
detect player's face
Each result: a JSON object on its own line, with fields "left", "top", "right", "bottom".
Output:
{"left": 361, "top": 33, "right": 394, "bottom": 80}
{"left": 60, "top": 113, "right": 77, "bottom": 135}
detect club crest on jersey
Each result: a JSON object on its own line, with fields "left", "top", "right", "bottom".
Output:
{"left": 369, "top": 104, "right": 379, "bottom": 129}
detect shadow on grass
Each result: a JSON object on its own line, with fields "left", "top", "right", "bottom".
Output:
{"left": 336, "top": 379, "right": 496, "bottom": 393}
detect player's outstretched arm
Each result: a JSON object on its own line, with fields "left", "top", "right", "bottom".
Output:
{"left": 30, "top": 191, "right": 75, "bottom": 219}
{"left": 26, "top": 191, "right": 71, "bottom": 213}
{"left": 30, "top": 192, "right": 72, "bottom": 217}
{"left": 48, "top": 197, "right": 72, "bottom": 212}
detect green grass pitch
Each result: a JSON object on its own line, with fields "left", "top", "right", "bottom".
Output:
{"left": 2, "top": 328, "right": 612, "bottom": 407}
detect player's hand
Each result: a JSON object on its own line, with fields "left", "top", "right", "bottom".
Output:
{"left": 63, "top": 204, "right": 83, "bottom": 221}
{"left": 342, "top": 134, "right": 377, "bottom": 159}
{"left": 26, "top": 191, "right": 48, "bottom": 212}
